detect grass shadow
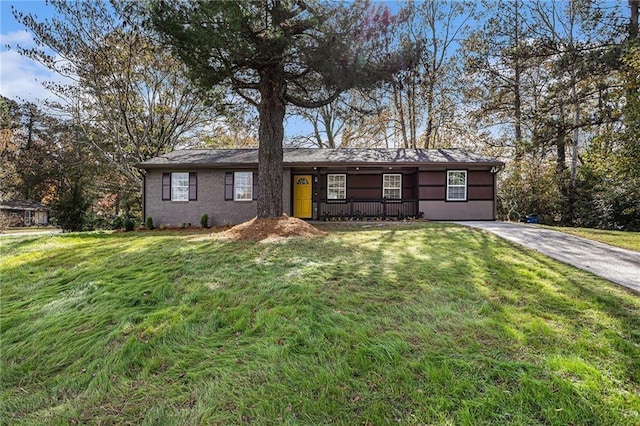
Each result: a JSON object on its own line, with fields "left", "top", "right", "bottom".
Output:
{"left": 1, "top": 225, "right": 638, "bottom": 424}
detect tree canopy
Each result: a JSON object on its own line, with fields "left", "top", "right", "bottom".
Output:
{"left": 151, "top": 0, "right": 417, "bottom": 218}
{"left": 12, "top": 0, "right": 228, "bottom": 188}
{"left": 3, "top": 0, "right": 639, "bottom": 230}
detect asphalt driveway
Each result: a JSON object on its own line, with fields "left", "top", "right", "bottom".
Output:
{"left": 454, "top": 221, "right": 640, "bottom": 294}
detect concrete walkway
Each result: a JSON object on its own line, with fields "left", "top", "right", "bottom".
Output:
{"left": 454, "top": 221, "right": 640, "bottom": 294}
{"left": 0, "top": 229, "right": 62, "bottom": 238}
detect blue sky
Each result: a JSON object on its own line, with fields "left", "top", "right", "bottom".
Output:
{"left": 0, "top": 0, "right": 313, "bottom": 136}
{"left": 0, "top": 1, "right": 60, "bottom": 103}
{"left": 1, "top": 0, "right": 632, "bottom": 140}
{"left": 0, "top": 0, "right": 318, "bottom": 138}
{"left": 2, "top": 0, "right": 632, "bottom": 105}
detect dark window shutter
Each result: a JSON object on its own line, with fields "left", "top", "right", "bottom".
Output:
{"left": 252, "top": 172, "right": 258, "bottom": 201}
{"left": 224, "top": 172, "right": 233, "bottom": 200}
{"left": 162, "top": 173, "right": 171, "bottom": 200}
{"left": 189, "top": 173, "right": 197, "bottom": 201}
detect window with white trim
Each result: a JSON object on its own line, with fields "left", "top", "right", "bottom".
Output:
{"left": 383, "top": 174, "right": 402, "bottom": 199}
{"left": 447, "top": 170, "right": 467, "bottom": 201}
{"left": 327, "top": 174, "right": 346, "bottom": 199}
{"left": 234, "top": 171, "right": 253, "bottom": 201}
{"left": 171, "top": 172, "right": 189, "bottom": 201}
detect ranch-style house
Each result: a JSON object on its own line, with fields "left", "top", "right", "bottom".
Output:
{"left": 137, "top": 148, "right": 504, "bottom": 226}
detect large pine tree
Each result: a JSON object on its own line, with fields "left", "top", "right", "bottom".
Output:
{"left": 151, "top": 0, "right": 415, "bottom": 219}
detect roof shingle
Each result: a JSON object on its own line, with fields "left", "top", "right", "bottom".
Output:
{"left": 138, "top": 148, "right": 503, "bottom": 168}
{"left": 0, "top": 200, "right": 49, "bottom": 211}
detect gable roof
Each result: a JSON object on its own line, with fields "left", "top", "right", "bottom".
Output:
{"left": 0, "top": 200, "right": 49, "bottom": 211}
{"left": 138, "top": 148, "right": 503, "bottom": 169}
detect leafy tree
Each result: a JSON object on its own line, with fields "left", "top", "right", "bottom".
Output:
{"left": 0, "top": 96, "right": 104, "bottom": 230}
{"left": 524, "top": 0, "right": 625, "bottom": 222}
{"left": 497, "top": 153, "right": 562, "bottom": 223}
{"left": 335, "top": 90, "right": 399, "bottom": 148}
{"left": 0, "top": 96, "right": 59, "bottom": 202}
{"left": 291, "top": 1, "right": 475, "bottom": 151}
{"left": 290, "top": 100, "right": 347, "bottom": 148}
{"left": 289, "top": 90, "right": 390, "bottom": 148}
{"left": 574, "top": 133, "right": 639, "bottom": 230}
{"left": 151, "top": 0, "right": 416, "bottom": 218}
{"left": 48, "top": 116, "right": 108, "bottom": 232}
{"left": 0, "top": 96, "right": 20, "bottom": 151}
{"left": 463, "top": 0, "right": 536, "bottom": 159}
{"left": 390, "top": 0, "right": 475, "bottom": 149}
{"left": 466, "top": 0, "right": 630, "bottom": 227}
{"left": 53, "top": 177, "right": 92, "bottom": 232}
{"left": 578, "top": 3, "right": 640, "bottom": 230}
{"left": 0, "top": 96, "right": 20, "bottom": 200}
{"left": 11, "top": 0, "right": 228, "bottom": 188}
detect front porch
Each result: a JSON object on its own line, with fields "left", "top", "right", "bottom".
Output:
{"left": 291, "top": 167, "right": 422, "bottom": 220}
{"left": 317, "top": 198, "right": 420, "bottom": 220}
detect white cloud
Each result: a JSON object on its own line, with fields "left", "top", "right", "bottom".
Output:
{"left": 0, "top": 48, "right": 53, "bottom": 103}
{"left": 1, "top": 30, "right": 36, "bottom": 47}
{"left": 0, "top": 31, "right": 72, "bottom": 104}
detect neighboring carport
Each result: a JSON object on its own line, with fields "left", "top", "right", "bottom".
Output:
{"left": 454, "top": 221, "right": 640, "bottom": 294}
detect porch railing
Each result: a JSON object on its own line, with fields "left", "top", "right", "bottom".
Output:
{"left": 318, "top": 198, "right": 418, "bottom": 220}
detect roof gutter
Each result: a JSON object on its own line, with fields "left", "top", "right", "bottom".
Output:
{"left": 136, "top": 160, "right": 505, "bottom": 170}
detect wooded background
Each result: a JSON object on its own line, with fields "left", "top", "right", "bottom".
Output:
{"left": 1, "top": 0, "right": 638, "bottom": 231}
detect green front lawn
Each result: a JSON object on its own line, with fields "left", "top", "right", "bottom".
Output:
{"left": 1, "top": 224, "right": 639, "bottom": 424}
{"left": 540, "top": 226, "right": 640, "bottom": 252}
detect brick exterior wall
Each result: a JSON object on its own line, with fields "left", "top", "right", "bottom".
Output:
{"left": 144, "top": 169, "right": 291, "bottom": 227}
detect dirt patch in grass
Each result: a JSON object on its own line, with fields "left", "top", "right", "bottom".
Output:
{"left": 220, "top": 215, "right": 326, "bottom": 241}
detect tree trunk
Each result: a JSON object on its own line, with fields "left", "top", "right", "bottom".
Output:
{"left": 514, "top": 65, "right": 523, "bottom": 159}
{"left": 631, "top": 0, "right": 639, "bottom": 39}
{"left": 257, "top": 67, "right": 285, "bottom": 219}
{"left": 321, "top": 106, "right": 336, "bottom": 148}
{"left": 409, "top": 70, "right": 418, "bottom": 148}
{"left": 513, "top": 0, "right": 523, "bottom": 161}
{"left": 392, "top": 80, "right": 409, "bottom": 148}
{"left": 312, "top": 118, "right": 323, "bottom": 148}
{"left": 570, "top": 72, "right": 579, "bottom": 186}
{"left": 556, "top": 99, "right": 567, "bottom": 176}
{"left": 424, "top": 75, "right": 435, "bottom": 149}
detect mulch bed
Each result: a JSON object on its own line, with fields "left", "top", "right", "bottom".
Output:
{"left": 220, "top": 215, "right": 326, "bottom": 241}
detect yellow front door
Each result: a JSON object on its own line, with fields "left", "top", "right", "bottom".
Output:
{"left": 293, "top": 175, "right": 313, "bottom": 218}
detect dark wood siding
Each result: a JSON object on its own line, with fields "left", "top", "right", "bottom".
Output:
{"left": 418, "top": 171, "right": 445, "bottom": 200}
{"left": 402, "top": 173, "right": 415, "bottom": 199}
{"left": 419, "top": 171, "right": 445, "bottom": 185}
{"left": 419, "top": 186, "right": 446, "bottom": 200}
{"left": 318, "top": 171, "right": 419, "bottom": 199}
{"left": 417, "top": 169, "right": 495, "bottom": 202}
{"left": 468, "top": 171, "right": 493, "bottom": 185}
{"left": 349, "top": 174, "right": 381, "bottom": 198}
{"left": 468, "top": 186, "right": 494, "bottom": 200}
{"left": 468, "top": 171, "right": 494, "bottom": 201}
{"left": 319, "top": 175, "right": 326, "bottom": 198}
{"left": 350, "top": 188, "right": 382, "bottom": 198}
{"left": 349, "top": 174, "right": 381, "bottom": 187}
